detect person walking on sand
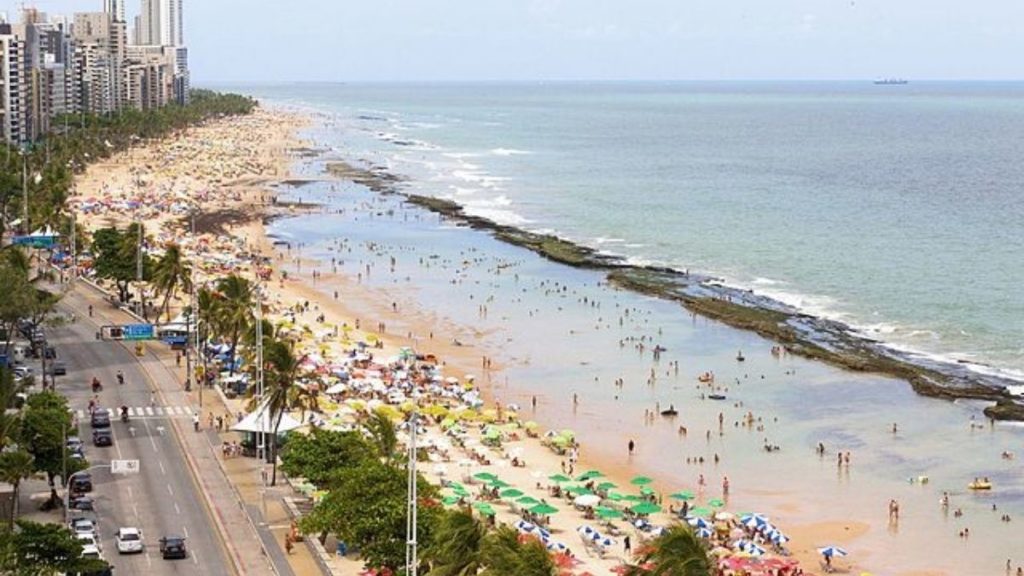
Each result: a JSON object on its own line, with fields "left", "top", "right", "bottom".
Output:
{"left": 624, "top": 534, "right": 631, "bottom": 555}
{"left": 628, "top": 439, "right": 635, "bottom": 455}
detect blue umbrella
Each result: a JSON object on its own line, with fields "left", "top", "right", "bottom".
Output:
{"left": 695, "top": 527, "right": 713, "bottom": 538}
{"left": 687, "top": 516, "right": 711, "bottom": 529}
{"left": 818, "top": 546, "right": 848, "bottom": 558}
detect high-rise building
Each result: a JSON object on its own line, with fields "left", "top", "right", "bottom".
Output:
{"left": 73, "top": 12, "right": 127, "bottom": 114}
{"left": 137, "top": 0, "right": 160, "bottom": 46}
{"left": 103, "top": 0, "right": 126, "bottom": 23}
{"left": 160, "top": 0, "right": 182, "bottom": 47}
{"left": 0, "top": 24, "right": 28, "bottom": 143}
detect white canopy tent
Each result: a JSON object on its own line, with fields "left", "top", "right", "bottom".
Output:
{"left": 231, "top": 403, "right": 305, "bottom": 434}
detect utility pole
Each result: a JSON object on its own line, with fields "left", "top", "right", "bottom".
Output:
{"left": 405, "top": 409, "right": 419, "bottom": 575}
{"left": 191, "top": 211, "right": 201, "bottom": 407}
{"left": 136, "top": 218, "right": 144, "bottom": 319}
{"left": 21, "top": 149, "right": 28, "bottom": 234}
{"left": 69, "top": 210, "right": 76, "bottom": 283}
{"left": 255, "top": 284, "right": 264, "bottom": 460}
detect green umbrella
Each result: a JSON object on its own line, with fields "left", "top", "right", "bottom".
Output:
{"left": 487, "top": 478, "right": 511, "bottom": 489}
{"left": 517, "top": 496, "right": 540, "bottom": 506}
{"left": 690, "top": 506, "right": 713, "bottom": 517}
{"left": 559, "top": 429, "right": 576, "bottom": 439}
{"left": 640, "top": 487, "right": 655, "bottom": 496}
{"left": 530, "top": 503, "right": 559, "bottom": 516}
{"left": 448, "top": 481, "right": 465, "bottom": 491}
{"left": 474, "top": 472, "right": 499, "bottom": 482}
{"left": 708, "top": 498, "right": 726, "bottom": 508}
{"left": 548, "top": 474, "right": 572, "bottom": 483}
{"left": 669, "top": 490, "right": 695, "bottom": 501}
{"left": 595, "top": 506, "right": 623, "bottom": 520}
{"left": 473, "top": 502, "right": 496, "bottom": 516}
{"left": 483, "top": 428, "right": 501, "bottom": 439}
{"left": 565, "top": 485, "right": 593, "bottom": 496}
{"left": 596, "top": 481, "right": 618, "bottom": 491}
{"left": 624, "top": 495, "right": 645, "bottom": 503}
{"left": 442, "top": 495, "right": 461, "bottom": 506}
{"left": 605, "top": 492, "right": 625, "bottom": 502}
{"left": 630, "top": 502, "right": 662, "bottom": 515}
{"left": 452, "top": 486, "right": 470, "bottom": 497}
{"left": 499, "top": 488, "right": 524, "bottom": 499}
{"left": 576, "top": 470, "right": 604, "bottom": 481}
{"left": 630, "top": 476, "right": 654, "bottom": 486}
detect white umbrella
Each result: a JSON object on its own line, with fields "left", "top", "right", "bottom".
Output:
{"left": 818, "top": 546, "right": 848, "bottom": 557}
{"left": 574, "top": 494, "right": 601, "bottom": 507}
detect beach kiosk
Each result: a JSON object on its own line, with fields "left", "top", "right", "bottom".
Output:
{"left": 231, "top": 401, "right": 305, "bottom": 459}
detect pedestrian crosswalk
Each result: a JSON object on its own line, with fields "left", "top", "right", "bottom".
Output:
{"left": 75, "top": 406, "right": 194, "bottom": 419}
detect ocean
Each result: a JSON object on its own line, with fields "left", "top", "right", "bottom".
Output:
{"left": 219, "top": 81, "right": 1024, "bottom": 573}
{"left": 227, "top": 81, "right": 1024, "bottom": 384}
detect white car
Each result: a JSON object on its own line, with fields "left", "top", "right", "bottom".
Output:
{"left": 76, "top": 533, "right": 100, "bottom": 550}
{"left": 13, "top": 366, "right": 34, "bottom": 379}
{"left": 81, "top": 543, "right": 102, "bottom": 560}
{"left": 116, "top": 527, "right": 144, "bottom": 554}
{"left": 69, "top": 518, "right": 97, "bottom": 537}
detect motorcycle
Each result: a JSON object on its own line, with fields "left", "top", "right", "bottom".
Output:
{"left": 91, "top": 378, "right": 103, "bottom": 393}
{"left": 120, "top": 406, "right": 130, "bottom": 423}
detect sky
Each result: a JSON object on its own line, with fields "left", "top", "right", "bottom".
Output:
{"left": 4, "top": 0, "right": 1024, "bottom": 83}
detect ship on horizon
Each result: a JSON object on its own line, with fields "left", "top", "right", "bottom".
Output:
{"left": 874, "top": 78, "right": 909, "bottom": 85}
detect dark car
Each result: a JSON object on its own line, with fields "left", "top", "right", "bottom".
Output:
{"left": 159, "top": 536, "right": 187, "bottom": 559}
{"left": 69, "top": 496, "right": 95, "bottom": 511}
{"left": 48, "top": 361, "right": 67, "bottom": 376}
{"left": 92, "top": 429, "right": 113, "bottom": 447}
{"left": 91, "top": 410, "right": 111, "bottom": 428}
{"left": 70, "top": 473, "right": 93, "bottom": 494}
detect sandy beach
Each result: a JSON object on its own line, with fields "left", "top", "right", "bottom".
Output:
{"left": 66, "top": 105, "right": 1024, "bottom": 576}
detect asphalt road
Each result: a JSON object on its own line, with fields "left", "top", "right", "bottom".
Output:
{"left": 50, "top": 292, "right": 231, "bottom": 575}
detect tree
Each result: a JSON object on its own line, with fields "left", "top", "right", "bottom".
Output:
{"left": 0, "top": 450, "right": 34, "bottom": 527}
{"left": 301, "top": 459, "right": 441, "bottom": 572}
{"left": 210, "top": 274, "right": 254, "bottom": 375}
{"left": 0, "top": 259, "right": 37, "bottom": 355}
{"left": 260, "top": 338, "right": 301, "bottom": 485}
{"left": 21, "top": 391, "right": 83, "bottom": 498}
{"left": 479, "top": 525, "right": 557, "bottom": 576}
{"left": 151, "top": 243, "right": 192, "bottom": 322}
{"left": 424, "top": 509, "right": 486, "bottom": 576}
{"left": 92, "top": 224, "right": 153, "bottom": 305}
{"left": 0, "top": 519, "right": 109, "bottom": 576}
{"left": 0, "top": 368, "right": 27, "bottom": 449}
{"left": 624, "top": 523, "right": 711, "bottom": 576}
{"left": 279, "top": 428, "right": 374, "bottom": 489}
{"left": 362, "top": 408, "right": 398, "bottom": 462}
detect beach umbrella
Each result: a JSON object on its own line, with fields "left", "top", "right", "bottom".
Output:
{"left": 576, "top": 470, "right": 605, "bottom": 481}
{"left": 605, "top": 492, "right": 625, "bottom": 502}
{"left": 630, "top": 476, "right": 654, "bottom": 486}
{"left": 530, "top": 503, "right": 559, "bottom": 516}
{"left": 451, "top": 486, "right": 470, "bottom": 497}
{"left": 565, "top": 485, "right": 593, "bottom": 496}
{"left": 517, "top": 496, "right": 540, "bottom": 506}
{"left": 630, "top": 502, "right": 662, "bottom": 515}
{"left": 487, "top": 478, "right": 511, "bottom": 489}
{"left": 708, "top": 498, "right": 726, "bottom": 508}
{"left": 740, "top": 513, "right": 769, "bottom": 528}
{"left": 548, "top": 473, "right": 572, "bottom": 483}
{"left": 695, "top": 527, "right": 713, "bottom": 539}
{"left": 689, "top": 506, "right": 713, "bottom": 517}
{"left": 688, "top": 517, "right": 710, "bottom": 529}
{"left": 595, "top": 506, "right": 623, "bottom": 520}
{"left": 473, "top": 502, "right": 496, "bottom": 516}
{"left": 441, "top": 495, "right": 460, "bottom": 506}
{"left": 500, "top": 488, "right": 524, "bottom": 499}
{"left": 515, "top": 520, "right": 536, "bottom": 533}
{"left": 770, "top": 530, "right": 790, "bottom": 545}
{"left": 818, "top": 546, "right": 848, "bottom": 558}
{"left": 623, "top": 495, "right": 645, "bottom": 503}
{"left": 596, "top": 481, "right": 618, "bottom": 491}
{"left": 574, "top": 494, "right": 601, "bottom": 507}
{"left": 473, "top": 472, "right": 498, "bottom": 483}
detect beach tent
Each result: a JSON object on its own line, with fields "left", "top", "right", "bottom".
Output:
{"left": 231, "top": 402, "right": 305, "bottom": 434}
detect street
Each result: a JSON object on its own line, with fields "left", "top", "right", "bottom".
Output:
{"left": 49, "top": 288, "right": 232, "bottom": 575}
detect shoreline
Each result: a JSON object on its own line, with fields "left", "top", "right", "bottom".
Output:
{"left": 322, "top": 161, "right": 1023, "bottom": 421}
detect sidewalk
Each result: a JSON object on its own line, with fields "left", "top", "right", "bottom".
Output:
{"left": 69, "top": 283, "right": 326, "bottom": 575}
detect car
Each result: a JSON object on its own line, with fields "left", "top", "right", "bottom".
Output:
{"left": 115, "top": 527, "right": 144, "bottom": 554}
{"left": 70, "top": 473, "right": 93, "bottom": 494}
{"left": 69, "top": 518, "right": 97, "bottom": 538}
{"left": 158, "top": 536, "right": 187, "bottom": 559}
{"left": 69, "top": 496, "right": 95, "bottom": 511}
{"left": 90, "top": 410, "right": 111, "bottom": 428}
{"left": 92, "top": 429, "right": 113, "bottom": 447}
{"left": 80, "top": 543, "right": 102, "bottom": 561}
{"left": 66, "top": 437, "right": 84, "bottom": 456}
{"left": 48, "top": 361, "right": 67, "bottom": 376}
{"left": 76, "top": 532, "right": 100, "bottom": 550}
{"left": 13, "top": 366, "right": 33, "bottom": 380}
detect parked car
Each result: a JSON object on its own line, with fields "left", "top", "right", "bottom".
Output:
{"left": 70, "top": 473, "right": 93, "bottom": 494}
{"left": 115, "top": 527, "right": 143, "bottom": 554}
{"left": 69, "top": 496, "right": 95, "bottom": 512}
{"left": 69, "top": 517, "right": 97, "bottom": 538}
{"left": 92, "top": 429, "right": 113, "bottom": 447}
{"left": 75, "top": 533, "right": 100, "bottom": 550}
{"left": 158, "top": 536, "right": 187, "bottom": 559}
{"left": 13, "top": 366, "right": 33, "bottom": 380}
{"left": 91, "top": 410, "right": 111, "bottom": 428}
{"left": 80, "top": 544, "right": 102, "bottom": 562}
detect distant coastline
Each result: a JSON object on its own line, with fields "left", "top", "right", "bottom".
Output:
{"left": 324, "top": 159, "right": 1024, "bottom": 421}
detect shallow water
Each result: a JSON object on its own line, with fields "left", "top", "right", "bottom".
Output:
{"left": 269, "top": 169, "right": 1023, "bottom": 574}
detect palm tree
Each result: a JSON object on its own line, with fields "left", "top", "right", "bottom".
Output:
{"left": 0, "top": 449, "right": 34, "bottom": 527}
{"left": 0, "top": 368, "right": 28, "bottom": 448}
{"left": 480, "top": 525, "right": 556, "bottom": 576}
{"left": 624, "top": 523, "right": 711, "bottom": 576}
{"left": 151, "top": 243, "right": 192, "bottom": 322}
{"left": 361, "top": 409, "right": 398, "bottom": 461}
{"left": 211, "top": 274, "right": 254, "bottom": 375}
{"left": 287, "top": 384, "right": 319, "bottom": 424}
{"left": 258, "top": 338, "right": 301, "bottom": 486}
{"left": 424, "top": 509, "right": 486, "bottom": 576}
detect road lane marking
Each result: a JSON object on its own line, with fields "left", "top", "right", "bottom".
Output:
{"left": 142, "top": 418, "right": 158, "bottom": 452}
{"left": 166, "top": 483, "right": 174, "bottom": 496}
{"left": 182, "top": 525, "right": 189, "bottom": 538}
{"left": 145, "top": 406, "right": 154, "bottom": 416}
{"left": 158, "top": 460, "right": 166, "bottom": 475}
{"left": 174, "top": 502, "right": 181, "bottom": 515}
